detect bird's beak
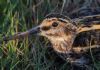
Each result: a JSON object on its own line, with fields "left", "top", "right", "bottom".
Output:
{"left": 3, "top": 26, "right": 41, "bottom": 41}
{"left": 27, "top": 26, "right": 40, "bottom": 35}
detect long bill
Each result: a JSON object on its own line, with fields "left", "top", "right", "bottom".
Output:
{"left": 3, "top": 26, "right": 40, "bottom": 41}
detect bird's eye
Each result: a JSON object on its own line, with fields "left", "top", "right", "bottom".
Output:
{"left": 52, "top": 22, "right": 58, "bottom": 27}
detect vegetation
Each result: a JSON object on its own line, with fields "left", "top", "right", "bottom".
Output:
{"left": 0, "top": 0, "right": 100, "bottom": 70}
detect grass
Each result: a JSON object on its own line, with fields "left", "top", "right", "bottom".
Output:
{"left": 0, "top": 0, "right": 62, "bottom": 70}
{"left": 0, "top": 0, "right": 100, "bottom": 70}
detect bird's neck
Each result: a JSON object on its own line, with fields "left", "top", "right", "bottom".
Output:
{"left": 49, "top": 35, "right": 76, "bottom": 53}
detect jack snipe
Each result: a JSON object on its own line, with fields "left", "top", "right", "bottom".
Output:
{"left": 3, "top": 13, "right": 100, "bottom": 69}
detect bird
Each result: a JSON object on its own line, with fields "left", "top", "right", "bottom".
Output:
{"left": 3, "top": 13, "right": 100, "bottom": 70}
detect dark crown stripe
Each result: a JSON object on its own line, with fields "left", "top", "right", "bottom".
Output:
{"left": 45, "top": 13, "right": 71, "bottom": 21}
{"left": 45, "top": 13, "right": 77, "bottom": 26}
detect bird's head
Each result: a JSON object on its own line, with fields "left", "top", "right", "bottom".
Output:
{"left": 4, "top": 14, "right": 79, "bottom": 53}
{"left": 29, "top": 14, "right": 78, "bottom": 53}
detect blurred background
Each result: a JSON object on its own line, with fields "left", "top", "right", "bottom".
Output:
{"left": 0, "top": 0, "right": 100, "bottom": 70}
